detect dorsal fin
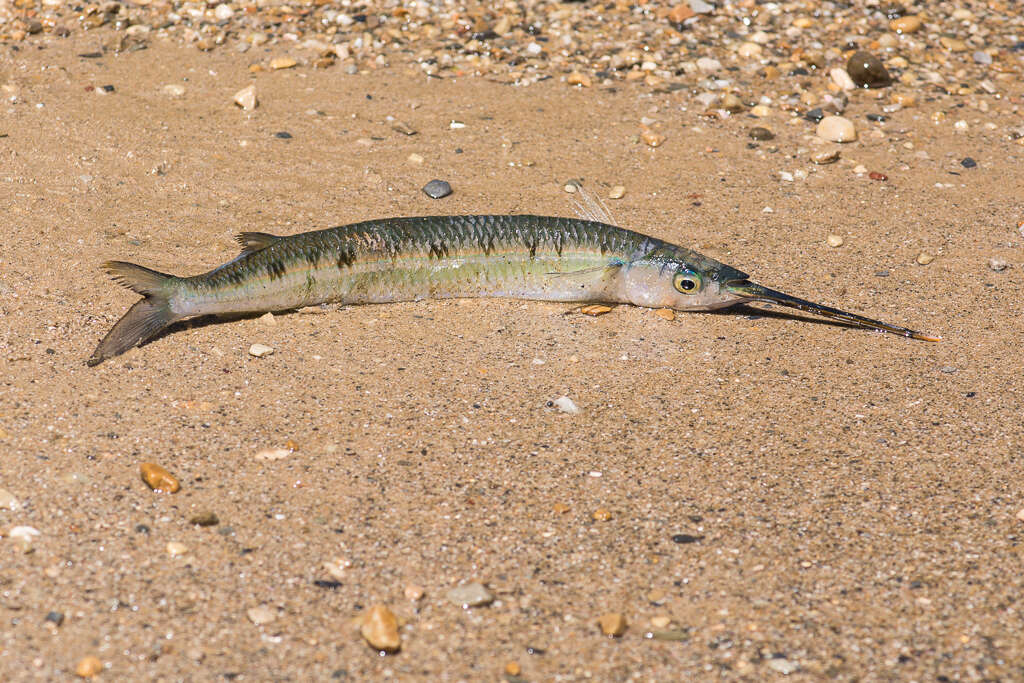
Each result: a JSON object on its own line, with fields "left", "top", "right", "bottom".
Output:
{"left": 234, "top": 232, "right": 280, "bottom": 256}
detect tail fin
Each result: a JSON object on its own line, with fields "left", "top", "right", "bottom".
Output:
{"left": 87, "top": 262, "right": 180, "bottom": 366}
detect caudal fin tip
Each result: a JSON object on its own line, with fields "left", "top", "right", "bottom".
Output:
{"left": 87, "top": 297, "right": 177, "bottom": 368}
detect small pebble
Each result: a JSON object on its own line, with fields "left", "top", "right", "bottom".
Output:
{"left": 671, "top": 533, "right": 703, "bottom": 544}
{"left": 767, "top": 658, "right": 799, "bottom": 675}
{"left": 720, "top": 93, "right": 743, "bottom": 113}
{"left": 579, "top": 304, "right": 612, "bottom": 316}
{"left": 650, "top": 616, "right": 672, "bottom": 629}
{"left": 259, "top": 312, "right": 276, "bottom": 326}
{"left": 45, "top": 611, "right": 65, "bottom": 626}
{"left": 269, "top": 57, "right": 297, "bottom": 70}
{"left": 608, "top": 185, "right": 626, "bottom": 200}
{"left": 140, "top": 463, "right": 180, "bottom": 493}
{"left": 361, "top": 604, "right": 401, "bottom": 653}
{"left": 0, "top": 488, "right": 20, "bottom": 511}
{"left": 916, "top": 252, "right": 935, "bottom": 266}
{"left": 826, "top": 234, "right": 844, "bottom": 248}
{"left": 75, "top": 656, "right": 103, "bottom": 679}
{"left": 246, "top": 605, "right": 277, "bottom": 625}
{"left": 890, "top": 15, "right": 922, "bottom": 34}
{"left": 592, "top": 508, "right": 612, "bottom": 521}
{"left": 941, "top": 366, "right": 957, "bottom": 374}
{"left": 816, "top": 116, "right": 857, "bottom": 143}
{"left": 552, "top": 502, "right": 571, "bottom": 514}
{"left": 640, "top": 128, "right": 666, "bottom": 147}
{"left": 696, "top": 57, "right": 722, "bottom": 73}
{"left": 161, "top": 84, "right": 186, "bottom": 97}
{"left": 391, "top": 121, "right": 417, "bottom": 136}
{"left": 254, "top": 448, "right": 291, "bottom": 461}
{"left": 404, "top": 585, "right": 425, "bottom": 601}
{"left": 552, "top": 396, "right": 579, "bottom": 415}
{"left": 422, "top": 179, "right": 452, "bottom": 199}
{"left": 567, "top": 71, "right": 591, "bottom": 87}
{"left": 446, "top": 582, "right": 494, "bottom": 608}
{"left": 960, "top": 157, "right": 977, "bottom": 168}
{"left": 1015, "top": 508, "right": 1024, "bottom": 522}
{"left": 829, "top": 68, "right": 856, "bottom": 91}
{"left": 804, "top": 108, "right": 824, "bottom": 123}
{"left": 166, "top": 541, "right": 188, "bottom": 557}
{"left": 846, "top": 51, "right": 891, "bottom": 88}
{"left": 988, "top": 259, "right": 1008, "bottom": 272}
{"left": 505, "top": 661, "right": 522, "bottom": 676}
{"left": 748, "top": 127, "right": 774, "bottom": 141}
{"left": 646, "top": 629, "right": 689, "bottom": 642}
{"left": 749, "top": 104, "right": 770, "bottom": 118}
{"left": 812, "top": 150, "right": 840, "bottom": 164}
{"left": 274, "top": 131, "right": 292, "bottom": 139}
{"left": 8, "top": 525, "right": 40, "bottom": 551}
{"left": 597, "top": 613, "right": 627, "bottom": 637}
{"left": 233, "top": 84, "right": 257, "bottom": 111}
{"left": 940, "top": 37, "right": 967, "bottom": 52}
{"left": 869, "top": 171, "right": 888, "bottom": 181}
{"left": 407, "top": 153, "right": 424, "bottom": 164}
{"left": 249, "top": 343, "right": 274, "bottom": 358}
{"left": 653, "top": 308, "right": 675, "bottom": 321}
{"left": 188, "top": 511, "right": 219, "bottom": 527}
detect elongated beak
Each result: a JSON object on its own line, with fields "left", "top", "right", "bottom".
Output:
{"left": 725, "top": 280, "right": 941, "bottom": 342}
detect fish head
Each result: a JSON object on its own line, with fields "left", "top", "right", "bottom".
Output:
{"left": 619, "top": 247, "right": 751, "bottom": 311}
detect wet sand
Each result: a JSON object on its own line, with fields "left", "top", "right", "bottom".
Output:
{"left": 2, "top": 10, "right": 1024, "bottom": 681}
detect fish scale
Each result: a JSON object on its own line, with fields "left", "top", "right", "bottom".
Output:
{"left": 87, "top": 214, "right": 937, "bottom": 366}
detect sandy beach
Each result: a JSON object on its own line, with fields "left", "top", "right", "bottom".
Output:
{"left": 1, "top": 1, "right": 1023, "bottom": 679}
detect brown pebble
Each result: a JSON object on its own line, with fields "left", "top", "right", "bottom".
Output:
{"left": 889, "top": 15, "right": 922, "bottom": 34}
{"left": 916, "top": 252, "right": 935, "bottom": 266}
{"left": 668, "top": 4, "right": 695, "bottom": 23}
{"left": 75, "top": 656, "right": 103, "bottom": 678}
{"left": 188, "top": 511, "right": 219, "bottom": 527}
{"left": 361, "top": 604, "right": 401, "bottom": 653}
{"left": 869, "top": 171, "right": 888, "bottom": 181}
{"left": 579, "top": 304, "right": 612, "bottom": 316}
{"left": 846, "top": 51, "right": 891, "bottom": 88}
{"left": 404, "top": 584, "right": 425, "bottom": 601}
{"left": 640, "top": 127, "right": 666, "bottom": 147}
{"left": 567, "top": 71, "right": 591, "bottom": 87}
{"left": 140, "top": 463, "right": 180, "bottom": 493}
{"left": 593, "top": 508, "right": 612, "bottom": 521}
{"left": 653, "top": 308, "right": 675, "bottom": 321}
{"left": 505, "top": 661, "right": 522, "bottom": 676}
{"left": 269, "top": 57, "right": 297, "bottom": 70}
{"left": 552, "top": 502, "right": 571, "bottom": 514}
{"left": 891, "top": 93, "right": 917, "bottom": 107}
{"left": 597, "top": 613, "right": 627, "bottom": 637}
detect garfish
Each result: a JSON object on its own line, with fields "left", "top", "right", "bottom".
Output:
{"left": 87, "top": 213, "right": 939, "bottom": 366}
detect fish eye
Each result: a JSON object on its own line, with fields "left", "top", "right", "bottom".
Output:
{"left": 673, "top": 268, "right": 702, "bottom": 294}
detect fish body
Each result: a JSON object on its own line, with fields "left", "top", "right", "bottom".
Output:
{"left": 88, "top": 214, "right": 937, "bottom": 366}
